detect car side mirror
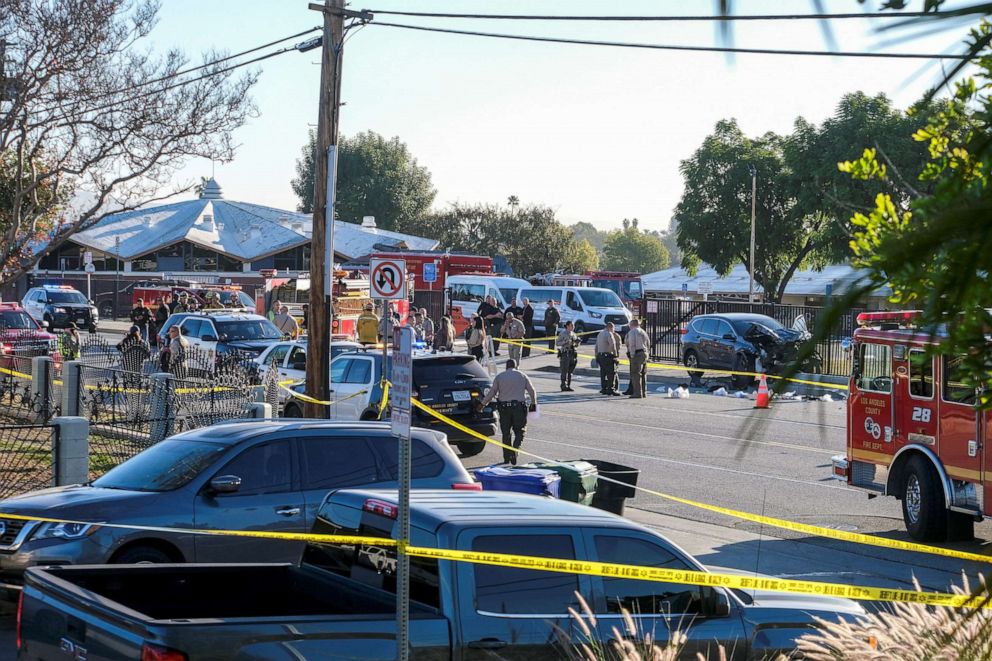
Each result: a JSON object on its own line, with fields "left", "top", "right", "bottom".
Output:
{"left": 722, "top": 333, "right": 736, "bottom": 340}
{"left": 700, "top": 586, "right": 731, "bottom": 617}
{"left": 201, "top": 334, "right": 218, "bottom": 342}
{"left": 209, "top": 475, "right": 241, "bottom": 494}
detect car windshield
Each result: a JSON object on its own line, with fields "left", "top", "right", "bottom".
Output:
{"left": 498, "top": 288, "right": 519, "bottom": 306}
{"left": 216, "top": 319, "right": 282, "bottom": 341}
{"left": 0, "top": 311, "right": 37, "bottom": 330}
{"left": 46, "top": 290, "right": 87, "bottom": 304}
{"left": 731, "top": 317, "right": 784, "bottom": 334}
{"left": 579, "top": 289, "right": 624, "bottom": 308}
{"left": 92, "top": 440, "right": 228, "bottom": 491}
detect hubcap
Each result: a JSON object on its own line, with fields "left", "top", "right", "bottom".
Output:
{"left": 905, "top": 474, "right": 922, "bottom": 524}
{"left": 686, "top": 355, "right": 698, "bottom": 369}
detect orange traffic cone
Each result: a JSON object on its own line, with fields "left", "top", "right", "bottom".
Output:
{"left": 754, "top": 374, "right": 770, "bottom": 409}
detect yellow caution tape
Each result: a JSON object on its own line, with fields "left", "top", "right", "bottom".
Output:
{"left": 409, "top": 398, "right": 992, "bottom": 566}
{"left": 405, "top": 545, "right": 991, "bottom": 609}
{"left": 0, "top": 508, "right": 984, "bottom": 608}
{"left": 280, "top": 384, "right": 368, "bottom": 407}
{"left": 378, "top": 381, "right": 390, "bottom": 419}
{"left": 0, "top": 365, "right": 32, "bottom": 380}
{"left": 498, "top": 337, "right": 849, "bottom": 390}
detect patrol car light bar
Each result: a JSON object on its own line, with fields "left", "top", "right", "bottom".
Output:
{"left": 856, "top": 311, "right": 921, "bottom": 327}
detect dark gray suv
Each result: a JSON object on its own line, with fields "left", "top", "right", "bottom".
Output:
{"left": 682, "top": 313, "right": 806, "bottom": 388}
{"left": 0, "top": 420, "right": 477, "bottom": 595}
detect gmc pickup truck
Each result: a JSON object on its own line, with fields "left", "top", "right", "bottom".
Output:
{"left": 16, "top": 490, "right": 865, "bottom": 660}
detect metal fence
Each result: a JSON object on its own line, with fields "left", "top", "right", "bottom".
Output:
{"left": 0, "top": 354, "right": 43, "bottom": 422}
{"left": 413, "top": 290, "right": 447, "bottom": 325}
{"left": 0, "top": 424, "right": 58, "bottom": 499}
{"left": 640, "top": 296, "right": 865, "bottom": 376}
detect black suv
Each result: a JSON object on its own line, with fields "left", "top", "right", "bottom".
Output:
{"left": 21, "top": 285, "right": 98, "bottom": 332}
{"left": 284, "top": 351, "right": 498, "bottom": 457}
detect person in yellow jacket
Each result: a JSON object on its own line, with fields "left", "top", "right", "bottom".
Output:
{"left": 357, "top": 303, "right": 380, "bottom": 345}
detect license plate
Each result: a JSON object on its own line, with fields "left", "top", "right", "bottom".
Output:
{"left": 452, "top": 390, "right": 471, "bottom": 402}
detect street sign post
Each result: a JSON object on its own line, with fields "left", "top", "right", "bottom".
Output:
{"left": 370, "top": 258, "right": 407, "bottom": 300}
{"left": 84, "top": 262, "right": 95, "bottom": 299}
{"left": 697, "top": 281, "right": 713, "bottom": 301}
{"left": 681, "top": 283, "right": 688, "bottom": 296}
{"left": 82, "top": 251, "right": 93, "bottom": 265}
{"left": 422, "top": 261, "right": 437, "bottom": 284}
{"left": 391, "top": 326, "right": 413, "bottom": 661}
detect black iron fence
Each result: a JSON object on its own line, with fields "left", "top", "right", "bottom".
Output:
{"left": 640, "top": 296, "right": 865, "bottom": 376}
{"left": 0, "top": 424, "right": 58, "bottom": 499}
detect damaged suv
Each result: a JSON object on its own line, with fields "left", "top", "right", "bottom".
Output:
{"left": 683, "top": 313, "right": 819, "bottom": 388}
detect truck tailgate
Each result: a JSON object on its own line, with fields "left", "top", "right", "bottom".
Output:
{"left": 18, "top": 564, "right": 452, "bottom": 660}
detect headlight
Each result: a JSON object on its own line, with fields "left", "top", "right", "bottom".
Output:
{"left": 589, "top": 311, "right": 603, "bottom": 319}
{"left": 54, "top": 307, "right": 68, "bottom": 313}
{"left": 32, "top": 521, "right": 100, "bottom": 540}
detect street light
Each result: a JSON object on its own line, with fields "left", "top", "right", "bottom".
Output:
{"left": 748, "top": 164, "right": 757, "bottom": 305}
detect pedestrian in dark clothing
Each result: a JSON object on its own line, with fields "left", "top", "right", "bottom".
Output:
{"left": 117, "top": 326, "right": 150, "bottom": 402}
{"left": 595, "top": 322, "right": 622, "bottom": 395}
{"left": 301, "top": 304, "right": 309, "bottom": 333}
{"left": 556, "top": 320, "right": 579, "bottom": 391}
{"left": 477, "top": 296, "right": 504, "bottom": 356}
{"left": 543, "top": 300, "right": 561, "bottom": 350}
{"left": 521, "top": 297, "right": 535, "bottom": 358}
{"left": 129, "top": 299, "right": 152, "bottom": 342}
{"left": 153, "top": 297, "right": 169, "bottom": 347}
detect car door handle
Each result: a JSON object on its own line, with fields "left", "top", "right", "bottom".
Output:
{"left": 468, "top": 639, "right": 508, "bottom": 650}
{"left": 275, "top": 507, "right": 300, "bottom": 516}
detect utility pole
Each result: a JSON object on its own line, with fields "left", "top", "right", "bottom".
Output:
{"left": 748, "top": 165, "right": 757, "bottom": 305}
{"left": 306, "top": 0, "right": 345, "bottom": 418}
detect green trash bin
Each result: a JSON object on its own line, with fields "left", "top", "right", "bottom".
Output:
{"left": 522, "top": 460, "right": 598, "bottom": 505}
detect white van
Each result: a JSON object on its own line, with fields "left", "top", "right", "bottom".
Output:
{"left": 447, "top": 274, "right": 531, "bottom": 327}
{"left": 516, "top": 286, "right": 633, "bottom": 337}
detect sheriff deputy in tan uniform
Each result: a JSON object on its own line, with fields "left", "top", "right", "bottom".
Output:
{"left": 625, "top": 319, "right": 650, "bottom": 399}
{"left": 478, "top": 359, "right": 537, "bottom": 465}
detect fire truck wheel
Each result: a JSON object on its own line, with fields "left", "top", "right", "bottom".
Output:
{"left": 902, "top": 456, "right": 948, "bottom": 542}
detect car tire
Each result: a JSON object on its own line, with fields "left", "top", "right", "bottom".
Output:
{"left": 574, "top": 321, "right": 585, "bottom": 343}
{"left": 456, "top": 442, "right": 486, "bottom": 458}
{"left": 283, "top": 401, "right": 303, "bottom": 418}
{"left": 99, "top": 301, "right": 114, "bottom": 318}
{"left": 684, "top": 350, "right": 703, "bottom": 382}
{"left": 902, "top": 455, "right": 948, "bottom": 542}
{"left": 731, "top": 354, "right": 755, "bottom": 390}
{"left": 112, "top": 545, "right": 174, "bottom": 565}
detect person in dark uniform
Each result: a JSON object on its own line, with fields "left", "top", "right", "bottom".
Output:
{"left": 543, "top": 300, "right": 561, "bottom": 350}
{"left": 556, "top": 320, "right": 579, "bottom": 391}
{"left": 595, "top": 321, "right": 622, "bottom": 395}
{"left": 521, "top": 297, "right": 535, "bottom": 359}
{"left": 478, "top": 359, "right": 537, "bottom": 465}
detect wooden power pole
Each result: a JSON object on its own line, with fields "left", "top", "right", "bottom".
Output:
{"left": 305, "top": 0, "right": 345, "bottom": 417}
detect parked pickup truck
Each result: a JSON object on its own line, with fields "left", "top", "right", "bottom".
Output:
{"left": 16, "top": 490, "right": 865, "bottom": 660}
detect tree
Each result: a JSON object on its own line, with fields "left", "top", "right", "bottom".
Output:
{"left": 569, "top": 221, "right": 607, "bottom": 251}
{"left": 291, "top": 130, "right": 436, "bottom": 232}
{"left": 562, "top": 238, "right": 599, "bottom": 272}
{"left": 602, "top": 220, "right": 670, "bottom": 273}
{"left": 0, "top": 0, "right": 258, "bottom": 285}
{"left": 418, "top": 200, "right": 581, "bottom": 275}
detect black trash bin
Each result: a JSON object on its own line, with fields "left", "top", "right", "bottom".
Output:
{"left": 584, "top": 459, "right": 639, "bottom": 516}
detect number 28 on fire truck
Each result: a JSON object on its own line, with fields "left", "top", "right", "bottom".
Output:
{"left": 832, "top": 311, "right": 984, "bottom": 542}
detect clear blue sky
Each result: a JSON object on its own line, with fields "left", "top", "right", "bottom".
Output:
{"left": 149, "top": 1, "right": 975, "bottom": 233}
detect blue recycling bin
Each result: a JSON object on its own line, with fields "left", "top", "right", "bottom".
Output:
{"left": 472, "top": 465, "right": 560, "bottom": 498}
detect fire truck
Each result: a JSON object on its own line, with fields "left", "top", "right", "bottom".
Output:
{"left": 832, "top": 311, "right": 984, "bottom": 542}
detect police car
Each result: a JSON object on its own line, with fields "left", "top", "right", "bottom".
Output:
{"left": 254, "top": 338, "right": 363, "bottom": 386}
{"left": 21, "top": 285, "right": 98, "bottom": 331}
{"left": 283, "top": 349, "right": 497, "bottom": 457}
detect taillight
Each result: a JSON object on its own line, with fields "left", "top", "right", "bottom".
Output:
{"left": 15, "top": 590, "right": 22, "bottom": 650}
{"left": 141, "top": 643, "right": 188, "bottom": 661}
{"left": 680, "top": 327, "right": 688, "bottom": 335}
{"left": 452, "top": 482, "right": 483, "bottom": 491}
{"left": 362, "top": 498, "right": 398, "bottom": 518}
{"left": 0, "top": 343, "right": 12, "bottom": 354}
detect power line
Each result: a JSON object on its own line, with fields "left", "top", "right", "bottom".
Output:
{"left": 370, "top": 21, "right": 972, "bottom": 60}
{"left": 33, "top": 45, "right": 296, "bottom": 123}
{"left": 26, "top": 27, "right": 321, "bottom": 118}
{"left": 364, "top": 9, "right": 934, "bottom": 22}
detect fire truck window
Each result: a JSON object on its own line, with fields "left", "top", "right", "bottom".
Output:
{"left": 908, "top": 350, "right": 934, "bottom": 398}
{"left": 857, "top": 343, "right": 891, "bottom": 393}
{"left": 943, "top": 356, "right": 977, "bottom": 405}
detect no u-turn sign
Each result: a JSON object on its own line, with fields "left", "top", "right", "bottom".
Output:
{"left": 370, "top": 258, "right": 407, "bottom": 300}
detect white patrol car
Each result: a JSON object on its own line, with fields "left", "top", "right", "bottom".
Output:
{"left": 254, "top": 338, "right": 363, "bottom": 394}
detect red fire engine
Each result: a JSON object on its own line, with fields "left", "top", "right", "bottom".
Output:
{"left": 832, "top": 310, "right": 983, "bottom": 542}
{"left": 370, "top": 251, "right": 493, "bottom": 292}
